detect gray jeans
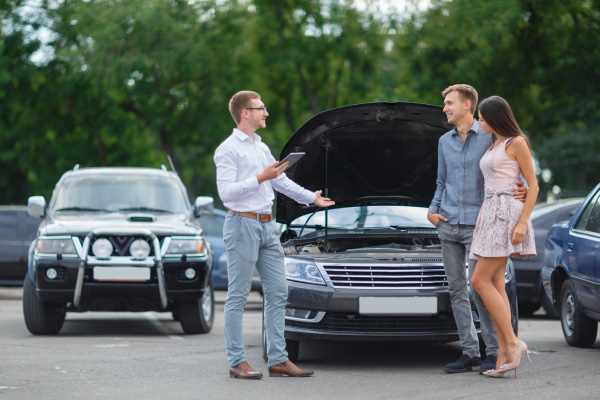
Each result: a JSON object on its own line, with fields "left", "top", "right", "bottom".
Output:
{"left": 436, "top": 221, "right": 498, "bottom": 357}
{"left": 223, "top": 214, "right": 289, "bottom": 367}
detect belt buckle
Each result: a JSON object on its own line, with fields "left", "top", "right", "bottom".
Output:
{"left": 260, "top": 214, "right": 271, "bottom": 222}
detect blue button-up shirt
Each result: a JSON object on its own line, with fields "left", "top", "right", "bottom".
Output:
{"left": 428, "top": 120, "right": 493, "bottom": 226}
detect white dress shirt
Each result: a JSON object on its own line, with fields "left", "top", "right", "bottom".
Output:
{"left": 214, "top": 128, "right": 316, "bottom": 213}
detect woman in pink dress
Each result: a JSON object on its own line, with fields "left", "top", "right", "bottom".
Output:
{"left": 469, "top": 96, "right": 538, "bottom": 378}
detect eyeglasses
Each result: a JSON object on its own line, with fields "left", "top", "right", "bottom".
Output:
{"left": 246, "top": 107, "right": 268, "bottom": 113}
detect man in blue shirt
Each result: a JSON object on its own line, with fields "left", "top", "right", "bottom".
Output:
{"left": 428, "top": 84, "right": 526, "bottom": 373}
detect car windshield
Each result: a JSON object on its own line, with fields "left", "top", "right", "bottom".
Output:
{"left": 290, "top": 205, "right": 432, "bottom": 231}
{"left": 52, "top": 174, "right": 190, "bottom": 214}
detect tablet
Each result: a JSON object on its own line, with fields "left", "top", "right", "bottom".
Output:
{"left": 280, "top": 152, "right": 305, "bottom": 170}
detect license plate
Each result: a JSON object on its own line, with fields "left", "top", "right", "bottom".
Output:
{"left": 359, "top": 296, "right": 438, "bottom": 315}
{"left": 93, "top": 267, "right": 150, "bottom": 282}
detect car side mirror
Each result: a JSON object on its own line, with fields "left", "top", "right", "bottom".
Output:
{"left": 28, "top": 196, "right": 47, "bottom": 218}
{"left": 194, "top": 196, "right": 214, "bottom": 218}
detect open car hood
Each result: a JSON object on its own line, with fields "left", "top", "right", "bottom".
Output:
{"left": 276, "top": 102, "right": 451, "bottom": 224}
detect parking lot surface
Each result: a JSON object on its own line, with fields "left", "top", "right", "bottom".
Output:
{"left": 1, "top": 288, "right": 599, "bottom": 400}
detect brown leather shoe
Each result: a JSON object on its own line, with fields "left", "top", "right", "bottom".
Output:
{"left": 229, "top": 361, "right": 263, "bottom": 379}
{"left": 268, "top": 360, "right": 314, "bottom": 377}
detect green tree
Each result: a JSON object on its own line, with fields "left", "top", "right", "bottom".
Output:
{"left": 390, "top": 0, "right": 600, "bottom": 195}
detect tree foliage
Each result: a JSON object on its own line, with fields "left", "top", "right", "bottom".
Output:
{"left": 0, "top": 0, "right": 598, "bottom": 204}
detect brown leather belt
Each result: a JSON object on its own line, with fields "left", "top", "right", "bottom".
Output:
{"left": 228, "top": 210, "right": 273, "bottom": 222}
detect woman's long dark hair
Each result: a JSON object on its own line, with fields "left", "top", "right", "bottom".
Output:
{"left": 479, "top": 96, "right": 530, "bottom": 147}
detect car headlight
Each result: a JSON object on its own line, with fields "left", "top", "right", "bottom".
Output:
{"left": 285, "top": 258, "right": 326, "bottom": 285}
{"left": 36, "top": 238, "right": 76, "bottom": 254}
{"left": 130, "top": 239, "right": 151, "bottom": 260}
{"left": 166, "top": 237, "right": 206, "bottom": 255}
{"left": 92, "top": 238, "right": 113, "bottom": 259}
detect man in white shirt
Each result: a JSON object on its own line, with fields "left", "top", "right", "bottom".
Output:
{"left": 214, "top": 90, "right": 334, "bottom": 379}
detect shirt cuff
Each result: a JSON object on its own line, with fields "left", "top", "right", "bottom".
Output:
{"left": 428, "top": 205, "right": 439, "bottom": 215}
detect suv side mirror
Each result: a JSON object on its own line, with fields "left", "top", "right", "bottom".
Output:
{"left": 28, "top": 196, "right": 47, "bottom": 218}
{"left": 194, "top": 196, "right": 214, "bottom": 218}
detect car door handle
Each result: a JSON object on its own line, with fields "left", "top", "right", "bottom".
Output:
{"left": 566, "top": 243, "right": 574, "bottom": 252}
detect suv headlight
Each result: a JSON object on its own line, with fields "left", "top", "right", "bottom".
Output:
{"left": 166, "top": 237, "right": 206, "bottom": 255}
{"left": 285, "top": 258, "right": 326, "bottom": 285}
{"left": 36, "top": 237, "right": 76, "bottom": 254}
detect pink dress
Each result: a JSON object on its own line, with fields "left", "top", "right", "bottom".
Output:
{"left": 470, "top": 137, "right": 536, "bottom": 260}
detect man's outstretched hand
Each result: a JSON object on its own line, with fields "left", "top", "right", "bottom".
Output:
{"left": 314, "top": 190, "right": 335, "bottom": 208}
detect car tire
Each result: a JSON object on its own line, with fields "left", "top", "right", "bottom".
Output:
{"left": 177, "top": 279, "right": 214, "bottom": 334}
{"left": 261, "top": 299, "right": 268, "bottom": 362}
{"left": 286, "top": 339, "right": 300, "bottom": 362}
{"left": 22, "top": 272, "right": 66, "bottom": 335}
{"left": 559, "top": 280, "right": 598, "bottom": 347}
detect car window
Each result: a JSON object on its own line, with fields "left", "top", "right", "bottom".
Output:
{"left": 198, "top": 215, "right": 224, "bottom": 237}
{"left": 0, "top": 211, "right": 18, "bottom": 241}
{"left": 584, "top": 198, "right": 600, "bottom": 234}
{"left": 574, "top": 192, "right": 600, "bottom": 231}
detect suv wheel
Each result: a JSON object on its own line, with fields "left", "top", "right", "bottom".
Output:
{"left": 177, "top": 279, "right": 214, "bottom": 334}
{"left": 560, "top": 280, "right": 598, "bottom": 347}
{"left": 22, "top": 272, "right": 66, "bottom": 335}
{"left": 262, "top": 299, "right": 268, "bottom": 362}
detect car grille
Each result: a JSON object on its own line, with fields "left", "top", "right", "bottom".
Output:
{"left": 321, "top": 261, "right": 448, "bottom": 289}
{"left": 287, "top": 312, "right": 476, "bottom": 335}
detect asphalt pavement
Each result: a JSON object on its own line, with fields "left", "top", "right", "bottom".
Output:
{"left": 1, "top": 288, "right": 599, "bottom": 400}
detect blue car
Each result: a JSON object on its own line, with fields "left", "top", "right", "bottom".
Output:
{"left": 543, "top": 183, "right": 600, "bottom": 347}
{"left": 197, "top": 209, "right": 228, "bottom": 290}
{"left": 198, "top": 208, "right": 262, "bottom": 291}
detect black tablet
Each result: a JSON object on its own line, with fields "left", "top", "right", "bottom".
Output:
{"left": 280, "top": 152, "right": 305, "bottom": 170}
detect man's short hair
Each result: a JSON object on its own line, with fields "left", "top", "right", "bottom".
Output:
{"left": 442, "top": 84, "right": 478, "bottom": 114}
{"left": 229, "top": 90, "right": 261, "bottom": 124}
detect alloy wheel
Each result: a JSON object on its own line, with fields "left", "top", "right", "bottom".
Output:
{"left": 201, "top": 288, "right": 213, "bottom": 324}
{"left": 562, "top": 293, "right": 575, "bottom": 336}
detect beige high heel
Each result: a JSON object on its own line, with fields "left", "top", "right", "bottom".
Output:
{"left": 499, "top": 340, "right": 532, "bottom": 377}
{"left": 482, "top": 368, "right": 506, "bottom": 378}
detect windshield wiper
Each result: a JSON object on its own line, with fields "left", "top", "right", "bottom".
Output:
{"left": 118, "top": 207, "right": 173, "bottom": 213}
{"left": 55, "top": 207, "right": 108, "bottom": 212}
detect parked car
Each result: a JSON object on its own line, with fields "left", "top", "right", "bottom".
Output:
{"left": 543, "top": 183, "right": 600, "bottom": 347}
{"left": 24, "top": 166, "right": 215, "bottom": 335}
{"left": 263, "top": 102, "right": 518, "bottom": 361}
{"left": 513, "top": 198, "right": 584, "bottom": 316}
{"left": 198, "top": 208, "right": 262, "bottom": 292}
{"left": 197, "top": 209, "right": 228, "bottom": 290}
{"left": 0, "top": 206, "right": 40, "bottom": 286}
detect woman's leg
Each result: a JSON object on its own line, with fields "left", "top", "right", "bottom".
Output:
{"left": 471, "top": 257, "right": 519, "bottom": 365}
{"left": 490, "top": 265, "right": 510, "bottom": 368}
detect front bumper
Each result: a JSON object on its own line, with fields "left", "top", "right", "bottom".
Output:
{"left": 32, "top": 230, "right": 211, "bottom": 311}
{"left": 284, "top": 281, "right": 471, "bottom": 342}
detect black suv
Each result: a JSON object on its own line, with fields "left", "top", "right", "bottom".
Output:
{"left": 0, "top": 206, "right": 40, "bottom": 286}
{"left": 24, "top": 166, "right": 215, "bottom": 335}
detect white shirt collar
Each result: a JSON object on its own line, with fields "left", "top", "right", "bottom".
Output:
{"left": 233, "top": 128, "right": 261, "bottom": 143}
